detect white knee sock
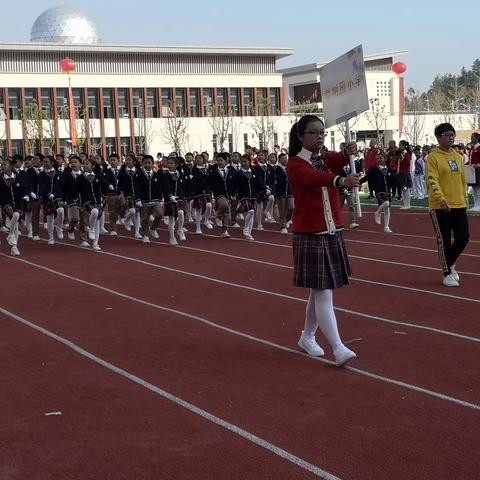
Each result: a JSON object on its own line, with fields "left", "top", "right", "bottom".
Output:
{"left": 47, "top": 215, "right": 55, "bottom": 240}
{"left": 303, "top": 290, "right": 318, "bottom": 336}
{"left": 24, "top": 211, "right": 32, "bottom": 235}
{"left": 134, "top": 211, "right": 141, "bottom": 236}
{"left": 89, "top": 208, "right": 99, "bottom": 232}
{"left": 245, "top": 209, "right": 255, "bottom": 235}
{"left": 56, "top": 207, "right": 65, "bottom": 230}
{"left": 100, "top": 211, "right": 106, "bottom": 231}
{"left": 177, "top": 210, "right": 185, "bottom": 233}
{"left": 168, "top": 217, "right": 176, "bottom": 240}
{"left": 383, "top": 202, "right": 391, "bottom": 228}
{"left": 10, "top": 212, "right": 20, "bottom": 245}
{"left": 204, "top": 202, "right": 212, "bottom": 223}
{"left": 403, "top": 189, "right": 411, "bottom": 208}
{"left": 265, "top": 195, "right": 275, "bottom": 219}
{"left": 311, "top": 288, "right": 343, "bottom": 351}
{"left": 194, "top": 208, "right": 202, "bottom": 232}
{"left": 256, "top": 202, "right": 264, "bottom": 227}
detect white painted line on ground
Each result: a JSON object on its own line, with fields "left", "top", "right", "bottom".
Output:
{"left": 0, "top": 305, "right": 341, "bottom": 480}
{"left": 3, "top": 254, "right": 480, "bottom": 412}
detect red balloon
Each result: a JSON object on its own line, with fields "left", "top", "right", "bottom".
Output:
{"left": 59, "top": 57, "right": 76, "bottom": 73}
{"left": 392, "top": 62, "right": 407, "bottom": 75}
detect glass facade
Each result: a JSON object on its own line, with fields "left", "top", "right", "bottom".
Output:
{"left": 175, "top": 88, "right": 187, "bottom": 117}
{"left": 203, "top": 88, "right": 213, "bottom": 117}
{"left": 146, "top": 88, "right": 158, "bottom": 118}
{"left": 8, "top": 89, "right": 21, "bottom": 120}
{"left": 87, "top": 88, "right": 99, "bottom": 118}
{"left": 161, "top": 88, "right": 173, "bottom": 116}
{"left": 189, "top": 88, "right": 200, "bottom": 117}
{"left": 243, "top": 88, "right": 254, "bottom": 116}
{"left": 132, "top": 88, "right": 144, "bottom": 118}
{"left": 41, "top": 88, "right": 53, "bottom": 119}
{"left": 117, "top": 88, "right": 129, "bottom": 118}
{"left": 103, "top": 88, "right": 114, "bottom": 118}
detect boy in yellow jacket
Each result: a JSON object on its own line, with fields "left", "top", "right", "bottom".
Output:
{"left": 427, "top": 123, "right": 470, "bottom": 287}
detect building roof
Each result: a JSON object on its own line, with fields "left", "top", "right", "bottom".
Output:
{"left": 278, "top": 50, "right": 408, "bottom": 75}
{"left": 0, "top": 42, "right": 294, "bottom": 60}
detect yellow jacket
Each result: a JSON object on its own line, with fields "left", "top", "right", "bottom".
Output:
{"left": 426, "top": 148, "right": 467, "bottom": 210}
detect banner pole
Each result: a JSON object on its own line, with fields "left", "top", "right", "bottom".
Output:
{"left": 345, "top": 120, "right": 362, "bottom": 217}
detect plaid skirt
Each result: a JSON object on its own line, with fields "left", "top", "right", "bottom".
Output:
{"left": 164, "top": 200, "right": 185, "bottom": 218}
{"left": 292, "top": 231, "right": 351, "bottom": 289}
{"left": 43, "top": 199, "right": 63, "bottom": 217}
{"left": 192, "top": 194, "right": 212, "bottom": 213}
{"left": 237, "top": 197, "right": 256, "bottom": 213}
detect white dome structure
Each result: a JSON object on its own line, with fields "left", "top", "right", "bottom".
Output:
{"left": 30, "top": 5, "right": 101, "bottom": 44}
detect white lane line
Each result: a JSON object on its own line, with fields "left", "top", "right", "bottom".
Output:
{"left": 41, "top": 239, "right": 480, "bottom": 342}
{"left": 0, "top": 306, "right": 341, "bottom": 480}
{"left": 3, "top": 254, "right": 480, "bottom": 412}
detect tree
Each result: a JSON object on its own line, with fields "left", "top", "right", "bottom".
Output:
{"left": 249, "top": 97, "right": 278, "bottom": 150}
{"left": 291, "top": 100, "right": 321, "bottom": 122}
{"left": 160, "top": 106, "right": 190, "bottom": 154}
{"left": 337, "top": 114, "right": 360, "bottom": 142}
{"left": 364, "top": 98, "right": 388, "bottom": 145}
{"left": 21, "top": 99, "right": 44, "bottom": 154}
{"left": 208, "top": 105, "right": 232, "bottom": 152}
{"left": 403, "top": 88, "right": 426, "bottom": 146}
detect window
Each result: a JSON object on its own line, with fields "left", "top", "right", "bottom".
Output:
{"left": 230, "top": 88, "right": 240, "bottom": 116}
{"left": 24, "top": 88, "right": 37, "bottom": 107}
{"left": 189, "top": 88, "right": 200, "bottom": 117}
{"left": 56, "top": 88, "right": 69, "bottom": 119}
{"left": 161, "top": 88, "right": 173, "bottom": 116}
{"left": 228, "top": 134, "right": 233, "bottom": 153}
{"left": 293, "top": 83, "right": 321, "bottom": 103}
{"left": 243, "top": 88, "right": 254, "bottom": 116}
{"left": 269, "top": 88, "right": 280, "bottom": 115}
{"left": 8, "top": 88, "right": 21, "bottom": 120}
{"left": 243, "top": 133, "right": 249, "bottom": 150}
{"left": 273, "top": 132, "right": 279, "bottom": 147}
{"left": 87, "top": 89, "right": 99, "bottom": 118}
{"left": 203, "top": 88, "right": 214, "bottom": 116}
{"left": 72, "top": 88, "right": 84, "bottom": 117}
{"left": 103, "top": 89, "right": 114, "bottom": 118}
{"left": 132, "top": 88, "right": 144, "bottom": 118}
{"left": 175, "top": 88, "right": 187, "bottom": 117}
{"left": 120, "top": 136, "right": 131, "bottom": 155}
{"left": 256, "top": 88, "right": 268, "bottom": 115}
{"left": 212, "top": 134, "right": 218, "bottom": 152}
{"left": 59, "top": 139, "right": 71, "bottom": 156}
{"left": 41, "top": 88, "right": 53, "bottom": 119}
{"left": 146, "top": 88, "right": 158, "bottom": 117}
{"left": 11, "top": 140, "right": 24, "bottom": 156}
{"left": 106, "top": 137, "right": 116, "bottom": 156}
{"left": 216, "top": 88, "right": 228, "bottom": 114}
{"left": 117, "top": 88, "right": 130, "bottom": 118}
{"left": 0, "top": 89, "right": 5, "bottom": 121}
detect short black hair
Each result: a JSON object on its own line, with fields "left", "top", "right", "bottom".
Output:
{"left": 109, "top": 153, "right": 120, "bottom": 160}
{"left": 216, "top": 152, "right": 229, "bottom": 161}
{"left": 434, "top": 123, "right": 455, "bottom": 137}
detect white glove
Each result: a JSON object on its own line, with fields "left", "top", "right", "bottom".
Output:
{"left": 23, "top": 195, "right": 30, "bottom": 202}
{"left": 108, "top": 184, "right": 114, "bottom": 191}
{"left": 170, "top": 195, "right": 178, "bottom": 203}
{"left": 266, "top": 189, "right": 272, "bottom": 196}
{"left": 30, "top": 193, "right": 37, "bottom": 200}
{"left": 48, "top": 193, "right": 55, "bottom": 200}
{"left": 135, "top": 200, "right": 142, "bottom": 208}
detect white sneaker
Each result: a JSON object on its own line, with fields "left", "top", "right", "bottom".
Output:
{"left": 0, "top": 226, "right": 9, "bottom": 233}
{"left": 169, "top": 237, "right": 178, "bottom": 246}
{"left": 187, "top": 217, "right": 194, "bottom": 223}
{"left": 80, "top": 241, "right": 90, "bottom": 247}
{"left": 204, "top": 221, "right": 213, "bottom": 230}
{"left": 374, "top": 211, "right": 381, "bottom": 225}
{"left": 177, "top": 231, "right": 186, "bottom": 241}
{"left": 232, "top": 223, "right": 241, "bottom": 228}
{"left": 215, "top": 218, "right": 222, "bottom": 227}
{"left": 92, "top": 244, "right": 102, "bottom": 251}
{"left": 257, "top": 225, "right": 264, "bottom": 231}
{"left": 183, "top": 227, "right": 188, "bottom": 232}
{"left": 384, "top": 226, "right": 393, "bottom": 234}
{"left": 334, "top": 345, "right": 357, "bottom": 367}
{"left": 142, "top": 235, "right": 150, "bottom": 244}
{"left": 6, "top": 233, "right": 15, "bottom": 246}
{"left": 48, "top": 238, "right": 55, "bottom": 245}
{"left": 88, "top": 230, "right": 95, "bottom": 240}
{"left": 194, "top": 227, "right": 203, "bottom": 235}
{"left": 280, "top": 228, "right": 288, "bottom": 234}
{"left": 221, "top": 230, "right": 231, "bottom": 238}
{"left": 298, "top": 333, "right": 325, "bottom": 357}
{"left": 63, "top": 223, "right": 69, "bottom": 229}
{"left": 56, "top": 228, "right": 64, "bottom": 239}
{"left": 150, "top": 229, "right": 159, "bottom": 239}
{"left": 135, "top": 234, "right": 143, "bottom": 241}
{"left": 266, "top": 218, "right": 276, "bottom": 224}
{"left": 450, "top": 265, "right": 460, "bottom": 282}
{"left": 68, "top": 232, "right": 75, "bottom": 240}
{"left": 32, "top": 235, "right": 40, "bottom": 241}
{"left": 244, "top": 234, "right": 255, "bottom": 241}
{"left": 349, "top": 222, "right": 359, "bottom": 229}
{"left": 100, "top": 228, "right": 109, "bottom": 235}
{"left": 27, "top": 232, "right": 33, "bottom": 239}
{"left": 110, "top": 231, "right": 118, "bottom": 237}
{"left": 443, "top": 273, "right": 459, "bottom": 287}
{"left": 124, "top": 223, "right": 132, "bottom": 232}
{"left": 10, "top": 246, "right": 20, "bottom": 256}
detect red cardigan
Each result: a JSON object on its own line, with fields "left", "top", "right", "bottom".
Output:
{"left": 287, "top": 150, "right": 349, "bottom": 234}
{"left": 471, "top": 144, "right": 480, "bottom": 165}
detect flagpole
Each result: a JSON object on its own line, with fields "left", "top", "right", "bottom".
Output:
{"left": 345, "top": 119, "right": 362, "bottom": 217}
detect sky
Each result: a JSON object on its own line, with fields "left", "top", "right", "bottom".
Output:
{"left": 2, "top": 0, "right": 478, "bottom": 92}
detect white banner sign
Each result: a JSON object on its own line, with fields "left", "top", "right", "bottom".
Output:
{"left": 320, "top": 45, "right": 369, "bottom": 128}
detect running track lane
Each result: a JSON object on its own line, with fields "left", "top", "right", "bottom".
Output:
{"left": 1, "top": 256, "right": 480, "bottom": 480}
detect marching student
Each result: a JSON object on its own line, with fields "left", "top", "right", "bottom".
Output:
{"left": 25, "top": 152, "right": 44, "bottom": 241}
{"left": 118, "top": 153, "right": 141, "bottom": 239}
{"left": 427, "top": 123, "right": 469, "bottom": 287}
{"left": 275, "top": 152, "right": 294, "bottom": 234}
{"left": 392, "top": 140, "right": 413, "bottom": 209}
{"left": 287, "top": 114, "right": 359, "bottom": 367}
{"left": 134, "top": 154, "right": 164, "bottom": 244}
{"left": 182, "top": 152, "right": 195, "bottom": 223}
{"left": 228, "top": 152, "right": 242, "bottom": 227}
{"left": 103, "top": 153, "right": 124, "bottom": 236}
{"left": 77, "top": 157, "right": 113, "bottom": 251}
{"left": 468, "top": 132, "right": 480, "bottom": 211}
{"left": 191, "top": 153, "right": 213, "bottom": 234}
{"left": 39, "top": 155, "right": 65, "bottom": 245}
{"left": 235, "top": 154, "right": 265, "bottom": 241}
{"left": 208, "top": 152, "right": 237, "bottom": 238}
{"left": 253, "top": 150, "right": 275, "bottom": 229}
{"left": 162, "top": 156, "right": 187, "bottom": 245}
{"left": 360, "top": 152, "right": 393, "bottom": 233}
{"left": 61, "top": 155, "right": 87, "bottom": 243}
{"left": 0, "top": 157, "right": 30, "bottom": 256}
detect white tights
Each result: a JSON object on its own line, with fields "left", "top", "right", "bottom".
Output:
{"left": 303, "top": 288, "right": 343, "bottom": 351}
{"left": 89, "top": 208, "right": 101, "bottom": 245}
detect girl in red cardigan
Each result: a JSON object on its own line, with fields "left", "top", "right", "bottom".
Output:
{"left": 287, "top": 115, "right": 359, "bottom": 367}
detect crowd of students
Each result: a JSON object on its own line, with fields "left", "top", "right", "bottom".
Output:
{"left": 0, "top": 149, "right": 297, "bottom": 257}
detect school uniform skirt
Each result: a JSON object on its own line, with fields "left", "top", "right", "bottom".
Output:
{"left": 292, "top": 231, "right": 351, "bottom": 289}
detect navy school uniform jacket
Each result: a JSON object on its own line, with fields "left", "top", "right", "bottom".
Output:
{"left": 61, "top": 168, "right": 81, "bottom": 205}
{"left": 77, "top": 172, "right": 109, "bottom": 206}
{"left": 190, "top": 166, "right": 210, "bottom": 197}
{"left": 102, "top": 165, "right": 121, "bottom": 196}
{"left": 253, "top": 163, "right": 275, "bottom": 193}
{"left": 360, "top": 167, "right": 389, "bottom": 194}
{"left": 118, "top": 166, "right": 138, "bottom": 198}
{"left": 0, "top": 173, "right": 28, "bottom": 210}
{"left": 207, "top": 166, "right": 238, "bottom": 199}
{"left": 275, "top": 165, "right": 292, "bottom": 198}
{"left": 39, "top": 169, "right": 63, "bottom": 202}
{"left": 162, "top": 170, "right": 187, "bottom": 202}
{"left": 181, "top": 163, "right": 195, "bottom": 198}
{"left": 25, "top": 167, "right": 43, "bottom": 199}
{"left": 134, "top": 168, "right": 163, "bottom": 203}
{"left": 235, "top": 168, "right": 265, "bottom": 200}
